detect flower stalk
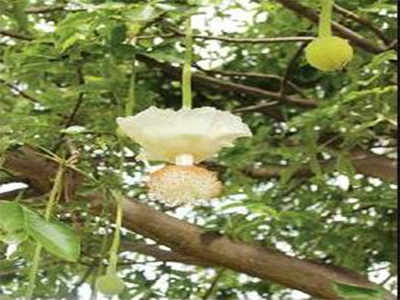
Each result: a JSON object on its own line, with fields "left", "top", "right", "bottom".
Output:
{"left": 107, "top": 192, "right": 123, "bottom": 275}
{"left": 319, "top": 0, "right": 333, "bottom": 38}
{"left": 182, "top": 16, "right": 193, "bottom": 109}
{"left": 25, "top": 162, "right": 65, "bottom": 300}
{"left": 125, "top": 37, "right": 137, "bottom": 116}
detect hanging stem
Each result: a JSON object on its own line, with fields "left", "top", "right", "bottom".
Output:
{"left": 25, "top": 244, "right": 42, "bottom": 300}
{"left": 182, "top": 16, "right": 193, "bottom": 109}
{"left": 107, "top": 192, "right": 123, "bottom": 275}
{"left": 45, "top": 163, "right": 65, "bottom": 219}
{"left": 125, "top": 37, "right": 137, "bottom": 116}
{"left": 318, "top": 0, "right": 333, "bottom": 38}
{"left": 25, "top": 162, "right": 65, "bottom": 300}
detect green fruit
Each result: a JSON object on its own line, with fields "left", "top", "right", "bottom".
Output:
{"left": 305, "top": 36, "right": 353, "bottom": 72}
{"left": 95, "top": 274, "right": 125, "bottom": 295}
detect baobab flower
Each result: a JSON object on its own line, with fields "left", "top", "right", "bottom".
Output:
{"left": 117, "top": 106, "right": 252, "bottom": 205}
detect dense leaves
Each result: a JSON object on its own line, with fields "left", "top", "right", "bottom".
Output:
{"left": 0, "top": 0, "right": 397, "bottom": 299}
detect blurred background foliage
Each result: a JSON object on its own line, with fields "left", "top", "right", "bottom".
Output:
{"left": 0, "top": 0, "right": 397, "bottom": 299}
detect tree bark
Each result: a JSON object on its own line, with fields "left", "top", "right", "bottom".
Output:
{"left": 246, "top": 149, "right": 397, "bottom": 182}
{"left": 121, "top": 199, "right": 395, "bottom": 300}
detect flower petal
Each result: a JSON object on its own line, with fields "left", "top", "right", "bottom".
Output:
{"left": 117, "top": 106, "right": 252, "bottom": 163}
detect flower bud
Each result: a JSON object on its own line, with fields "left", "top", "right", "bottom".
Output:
{"left": 305, "top": 36, "right": 353, "bottom": 72}
{"left": 95, "top": 274, "right": 125, "bottom": 296}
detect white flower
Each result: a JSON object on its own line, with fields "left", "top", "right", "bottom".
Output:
{"left": 116, "top": 106, "right": 252, "bottom": 165}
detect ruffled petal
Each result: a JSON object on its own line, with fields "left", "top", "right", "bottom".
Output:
{"left": 117, "top": 106, "right": 252, "bottom": 163}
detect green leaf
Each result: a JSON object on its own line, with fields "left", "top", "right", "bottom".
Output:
{"left": 57, "top": 32, "right": 85, "bottom": 53}
{"left": 22, "top": 208, "right": 80, "bottom": 262}
{"left": 110, "top": 24, "right": 127, "bottom": 46}
{"left": 333, "top": 282, "right": 384, "bottom": 300}
{"left": 125, "top": 4, "right": 162, "bottom": 23}
{"left": 0, "top": 202, "right": 27, "bottom": 244}
{"left": 145, "top": 51, "right": 185, "bottom": 64}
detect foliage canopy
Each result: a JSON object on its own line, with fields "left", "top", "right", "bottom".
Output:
{"left": 0, "top": 0, "right": 397, "bottom": 299}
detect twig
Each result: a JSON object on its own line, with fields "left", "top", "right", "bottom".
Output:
{"left": 0, "top": 29, "right": 32, "bottom": 41}
{"left": 385, "top": 39, "right": 398, "bottom": 51}
{"left": 194, "top": 63, "right": 308, "bottom": 98}
{"left": 168, "top": 26, "right": 313, "bottom": 44}
{"left": 280, "top": 42, "right": 309, "bottom": 100}
{"left": 333, "top": 3, "right": 391, "bottom": 45}
{"left": 53, "top": 65, "right": 85, "bottom": 151}
{"left": 70, "top": 265, "right": 97, "bottom": 294}
{"left": 64, "top": 66, "right": 85, "bottom": 128}
{"left": 25, "top": 5, "right": 66, "bottom": 14}
{"left": 202, "top": 268, "right": 226, "bottom": 300}
{"left": 0, "top": 79, "right": 40, "bottom": 103}
{"left": 136, "top": 53, "right": 317, "bottom": 108}
{"left": 232, "top": 100, "right": 279, "bottom": 113}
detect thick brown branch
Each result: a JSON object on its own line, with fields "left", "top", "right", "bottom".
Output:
{"left": 136, "top": 54, "right": 317, "bottom": 108}
{"left": 121, "top": 199, "right": 395, "bottom": 300}
{"left": 350, "top": 149, "right": 397, "bottom": 182}
{"left": 2, "top": 146, "right": 82, "bottom": 198}
{"left": 1, "top": 147, "right": 396, "bottom": 299}
{"left": 120, "top": 241, "right": 213, "bottom": 267}
{"left": 274, "top": 0, "right": 386, "bottom": 54}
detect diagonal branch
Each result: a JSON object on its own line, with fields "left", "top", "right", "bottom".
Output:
{"left": 120, "top": 199, "right": 396, "bottom": 300}
{"left": 136, "top": 54, "right": 317, "bottom": 108}
{"left": 0, "top": 79, "right": 40, "bottom": 103}
{"left": 245, "top": 148, "right": 397, "bottom": 183}
{"left": 193, "top": 64, "right": 308, "bottom": 99}
{"left": 25, "top": 5, "right": 66, "bottom": 14}
{"left": 120, "top": 241, "right": 213, "bottom": 267}
{"left": 0, "top": 29, "right": 32, "bottom": 41}
{"left": 333, "top": 3, "right": 391, "bottom": 45}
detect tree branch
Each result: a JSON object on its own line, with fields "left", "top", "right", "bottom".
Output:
{"left": 136, "top": 54, "right": 317, "bottom": 108}
{"left": 333, "top": 3, "right": 391, "bottom": 45}
{"left": 193, "top": 64, "right": 308, "bottom": 99}
{"left": 280, "top": 42, "right": 309, "bottom": 100}
{"left": 25, "top": 5, "right": 66, "bottom": 14}
{"left": 274, "top": 0, "right": 386, "bottom": 54}
{"left": 168, "top": 26, "right": 314, "bottom": 44}
{"left": 120, "top": 199, "right": 395, "bottom": 300}
{"left": 245, "top": 148, "right": 397, "bottom": 182}
{"left": 1, "top": 146, "right": 396, "bottom": 299}
{"left": 0, "top": 29, "right": 32, "bottom": 41}
{"left": 0, "top": 79, "right": 40, "bottom": 103}
{"left": 120, "top": 241, "right": 213, "bottom": 267}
